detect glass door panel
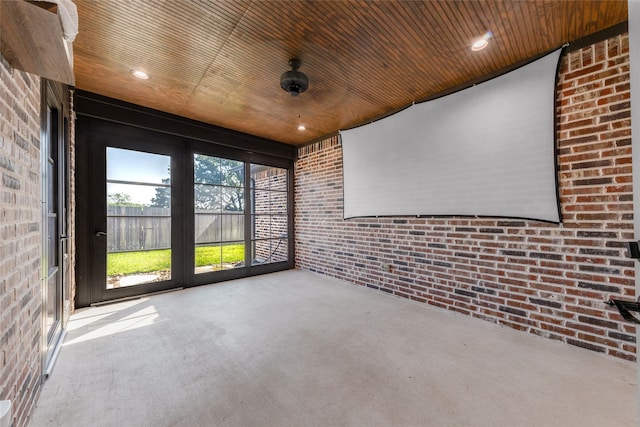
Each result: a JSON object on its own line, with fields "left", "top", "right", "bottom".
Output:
{"left": 78, "top": 124, "right": 293, "bottom": 305}
{"left": 42, "top": 82, "right": 69, "bottom": 374}
{"left": 106, "top": 148, "right": 171, "bottom": 288}
{"left": 194, "top": 154, "right": 245, "bottom": 273}
{"left": 250, "top": 164, "right": 289, "bottom": 265}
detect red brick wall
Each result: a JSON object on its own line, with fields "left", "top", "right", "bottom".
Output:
{"left": 0, "top": 57, "right": 43, "bottom": 426}
{"left": 295, "top": 34, "right": 636, "bottom": 361}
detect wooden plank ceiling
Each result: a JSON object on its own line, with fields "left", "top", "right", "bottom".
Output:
{"left": 72, "top": 0, "right": 628, "bottom": 146}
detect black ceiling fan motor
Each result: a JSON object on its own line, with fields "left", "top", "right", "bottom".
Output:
{"left": 280, "top": 58, "right": 309, "bottom": 97}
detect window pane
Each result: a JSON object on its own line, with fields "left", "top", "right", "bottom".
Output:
{"left": 251, "top": 164, "right": 287, "bottom": 190}
{"left": 252, "top": 239, "right": 287, "bottom": 265}
{"left": 107, "top": 147, "right": 170, "bottom": 184}
{"left": 48, "top": 107, "right": 58, "bottom": 159}
{"left": 195, "top": 214, "right": 221, "bottom": 244}
{"left": 271, "top": 239, "right": 288, "bottom": 263}
{"left": 269, "top": 168, "right": 288, "bottom": 192}
{"left": 194, "top": 154, "right": 221, "bottom": 184}
{"left": 252, "top": 215, "right": 270, "bottom": 240}
{"left": 107, "top": 249, "right": 172, "bottom": 289}
{"left": 221, "top": 214, "right": 244, "bottom": 242}
{"left": 251, "top": 215, "right": 287, "bottom": 240}
{"left": 252, "top": 190, "right": 270, "bottom": 214}
{"left": 252, "top": 240, "right": 270, "bottom": 265}
{"left": 46, "top": 274, "right": 58, "bottom": 340}
{"left": 195, "top": 243, "right": 221, "bottom": 272}
{"left": 270, "top": 191, "right": 287, "bottom": 214}
{"left": 221, "top": 159, "right": 244, "bottom": 187}
{"left": 48, "top": 216, "right": 57, "bottom": 271}
{"left": 195, "top": 214, "right": 244, "bottom": 245}
{"left": 220, "top": 187, "right": 244, "bottom": 212}
{"left": 270, "top": 215, "right": 288, "bottom": 239}
{"left": 221, "top": 242, "right": 244, "bottom": 269}
{"left": 107, "top": 216, "right": 171, "bottom": 252}
{"left": 47, "top": 160, "right": 56, "bottom": 212}
{"left": 195, "top": 184, "right": 221, "bottom": 212}
{"left": 195, "top": 242, "right": 244, "bottom": 273}
{"left": 108, "top": 183, "right": 170, "bottom": 208}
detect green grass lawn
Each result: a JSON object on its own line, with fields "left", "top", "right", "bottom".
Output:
{"left": 107, "top": 244, "right": 244, "bottom": 276}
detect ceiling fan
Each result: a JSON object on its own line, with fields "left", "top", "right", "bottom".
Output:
{"left": 280, "top": 58, "right": 309, "bottom": 97}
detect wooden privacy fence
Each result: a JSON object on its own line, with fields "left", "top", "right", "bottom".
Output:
{"left": 108, "top": 206, "right": 244, "bottom": 252}
{"left": 107, "top": 206, "right": 171, "bottom": 252}
{"left": 194, "top": 210, "right": 244, "bottom": 244}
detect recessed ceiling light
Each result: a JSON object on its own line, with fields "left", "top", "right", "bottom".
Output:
{"left": 471, "top": 39, "right": 488, "bottom": 51}
{"left": 131, "top": 69, "right": 150, "bottom": 80}
{"left": 297, "top": 124, "right": 306, "bottom": 131}
{"left": 471, "top": 31, "right": 493, "bottom": 52}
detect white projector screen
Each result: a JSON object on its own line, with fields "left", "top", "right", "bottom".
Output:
{"left": 342, "top": 50, "right": 562, "bottom": 223}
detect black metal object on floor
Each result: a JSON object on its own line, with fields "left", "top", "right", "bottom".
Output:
{"left": 606, "top": 299, "right": 640, "bottom": 324}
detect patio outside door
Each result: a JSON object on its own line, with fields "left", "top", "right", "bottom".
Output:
{"left": 74, "top": 102, "right": 294, "bottom": 307}
{"left": 86, "top": 133, "right": 185, "bottom": 304}
{"left": 42, "top": 80, "right": 69, "bottom": 375}
{"left": 105, "top": 147, "right": 173, "bottom": 289}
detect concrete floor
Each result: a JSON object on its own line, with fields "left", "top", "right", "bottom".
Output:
{"left": 31, "top": 270, "right": 636, "bottom": 427}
